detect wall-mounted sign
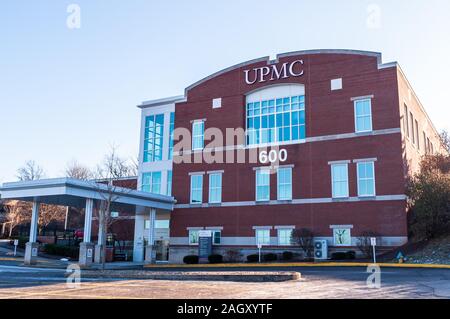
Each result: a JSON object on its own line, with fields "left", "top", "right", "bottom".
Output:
{"left": 244, "top": 60, "right": 304, "bottom": 85}
{"left": 31, "top": 247, "right": 38, "bottom": 257}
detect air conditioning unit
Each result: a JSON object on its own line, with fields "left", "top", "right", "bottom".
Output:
{"left": 314, "top": 240, "right": 328, "bottom": 260}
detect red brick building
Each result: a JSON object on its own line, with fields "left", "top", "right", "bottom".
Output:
{"left": 136, "top": 50, "right": 443, "bottom": 263}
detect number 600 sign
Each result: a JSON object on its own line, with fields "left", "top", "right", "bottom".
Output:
{"left": 259, "top": 149, "right": 287, "bottom": 164}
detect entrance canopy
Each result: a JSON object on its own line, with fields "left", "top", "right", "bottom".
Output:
{"left": 0, "top": 178, "right": 175, "bottom": 211}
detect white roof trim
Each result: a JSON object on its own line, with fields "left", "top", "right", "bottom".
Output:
{"left": 138, "top": 95, "right": 186, "bottom": 109}
{"left": 0, "top": 178, "right": 175, "bottom": 210}
{"left": 185, "top": 49, "right": 387, "bottom": 94}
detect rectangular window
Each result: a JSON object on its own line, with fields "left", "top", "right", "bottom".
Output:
{"left": 333, "top": 228, "right": 352, "bottom": 246}
{"left": 168, "top": 112, "right": 175, "bottom": 159}
{"left": 155, "top": 220, "right": 170, "bottom": 229}
{"left": 255, "top": 229, "right": 270, "bottom": 246}
{"left": 410, "top": 112, "right": 415, "bottom": 144}
{"left": 277, "top": 167, "right": 292, "bottom": 200}
{"left": 189, "top": 230, "right": 199, "bottom": 245}
{"left": 208, "top": 173, "right": 222, "bottom": 203}
{"left": 423, "top": 132, "right": 427, "bottom": 154}
{"left": 167, "top": 170, "right": 172, "bottom": 196}
{"left": 141, "top": 171, "right": 162, "bottom": 194}
{"left": 331, "top": 164, "right": 349, "bottom": 198}
{"left": 415, "top": 120, "right": 420, "bottom": 150}
{"left": 256, "top": 169, "right": 270, "bottom": 201}
{"left": 354, "top": 99, "right": 372, "bottom": 132}
{"left": 212, "top": 230, "right": 221, "bottom": 245}
{"left": 278, "top": 229, "right": 293, "bottom": 246}
{"left": 357, "top": 162, "right": 376, "bottom": 197}
{"left": 143, "top": 114, "right": 164, "bottom": 162}
{"left": 404, "top": 105, "right": 409, "bottom": 137}
{"left": 190, "top": 174, "right": 203, "bottom": 204}
{"left": 246, "top": 95, "right": 305, "bottom": 146}
{"left": 192, "top": 121, "right": 204, "bottom": 150}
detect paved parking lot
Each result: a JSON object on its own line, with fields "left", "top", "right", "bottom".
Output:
{"left": 0, "top": 265, "right": 449, "bottom": 299}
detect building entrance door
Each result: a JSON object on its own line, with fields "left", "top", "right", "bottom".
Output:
{"left": 154, "top": 240, "right": 169, "bottom": 262}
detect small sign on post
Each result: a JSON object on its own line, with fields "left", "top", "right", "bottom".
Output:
{"left": 13, "top": 240, "right": 19, "bottom": 257}
{"left": 198, "top": 230, "right": 213, "bottom": 264}
{"left": 370, "top": 237, "right": 377, "bottom": 264}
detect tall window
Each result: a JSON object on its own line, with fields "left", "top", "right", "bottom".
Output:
{"left": 357, "top": 162, "right": 376, "bottom": 197}
{"left": 410, "top": 112, "right": 415, "bottom": 144}
{"left": 192, "top": 121, "right": 204, "bottom": 150}
{"left": 277, "top": 167, "right": 292, "bottom": 200}
{"left": 141, "top": 171, "right": 162, "bottom": 194}
{"left": 190, "top": 174, "right": 203, "bottom": 204}
{"left": 256, "top": 169, "right": 270, "bottom": 201}
{"left": 212, "top": 230, "right": 221, "bottom": 245}
{"left": 167, "top": 170, "right": 172, "bottom": 196}
{"left": 331, "top": 164, "right": 349, "bottom": 198}
{"left": 415, "top": 120, "right": 420, "bottom": 150}
{"left": 208, "top": 173, "right": 222, "bottom": 203}
{"left": 278, "top": 229, "right": 293, "bottom": 246}
{"left": 168, "top": 112, "right": 175, "bottom": 159}
{"left": 246, "top": 95, "right": 306, "bottom": 146}
{"left": 404, "top": 104, "right": 409, "bottom": 137}
{"left": 423, "top": 132, "right": 427, "bottom": 154}
{"left": 354, "top": 99, "right": 372, "bottom": 133}
{"left": 255, "top": 229, "right": 270, "bottom": 246}
{"left": 143, "top": 114, "right": 164, "bottom": 162}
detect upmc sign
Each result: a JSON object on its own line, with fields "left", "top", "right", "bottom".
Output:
{"left": 244, "top": 60, "right": 304, "bottom": 85}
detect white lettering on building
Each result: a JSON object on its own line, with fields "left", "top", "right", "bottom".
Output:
{"left": 244, "top": 60, "right": 304, "bottom": 85}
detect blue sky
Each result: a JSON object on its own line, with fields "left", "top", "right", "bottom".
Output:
{"left": 1, "top": 0, "right": 449, "bottom": 182}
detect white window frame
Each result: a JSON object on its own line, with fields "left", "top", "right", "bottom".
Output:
{"left": 192, "top": 120, "right": 205, "bottom": 151}
{"left": 333, "top": 228, "right": 352, "bottom": 246}
{"left": 208, "top": 173, "right": 223, "bottom": 204}
{"left": 212, "top": 230, "right": 221, "bottom": 245}
{"left": 255, "top": 229, "right": 271, "bottom": 246}
{"left": 354, "top": 98, "right": 373, "bottom": 133}
{"left": 141, "top": 171, "right": 162, "bottom": 194}
{"left": 356, "top": 161, "right": 376, "bottom": 197}
{"left": 190, "top": 174, "right": 203, "bottom": 204}
{"left": 331, "top": 163, "right": 349, "bottom": 199}
{"left": 277, "top": 167, "right": 292, "bottom": 200}
{"left": 255, "top": 169, "right": 271, "bottom": 202}
{"left": 277, "top": 228, "right": 293, "bottom": 246}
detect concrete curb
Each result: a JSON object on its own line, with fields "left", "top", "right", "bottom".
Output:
{"left": 144, "top": 262, "right": 450, "bottom": 270}
{"left": 74, "top": 270, "right": 301, "bottom": 282}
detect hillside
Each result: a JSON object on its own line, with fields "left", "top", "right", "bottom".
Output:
{"left": 381, "top": 236, "right": 450, "bottom": 265}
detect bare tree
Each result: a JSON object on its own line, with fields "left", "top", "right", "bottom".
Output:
{"left": 291, "top": 228, "right": 315, "bottom": 259}
{"left": 16, "top": 161, "right": 45, "bottom": 181}
{"left": 129, "top": 156, "right": 139, "bottom": 177}
{"left": 65, "top": 160, "right": 93, "bottom": 180}
{"left": 38, "top": 204, "right": 66, "bottom": 235}
{"left": 94, "top": 145, "right": 136, "bottom": 269}
{"left": 440, "top": 130, "right": 450, "bottom": 154}
{"left": 3, "top": 201, "right": 32, "bottom": 237}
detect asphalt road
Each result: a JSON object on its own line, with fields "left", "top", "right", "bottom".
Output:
{"left": 0, "top": 264, "right": 449, "bottom": 299}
